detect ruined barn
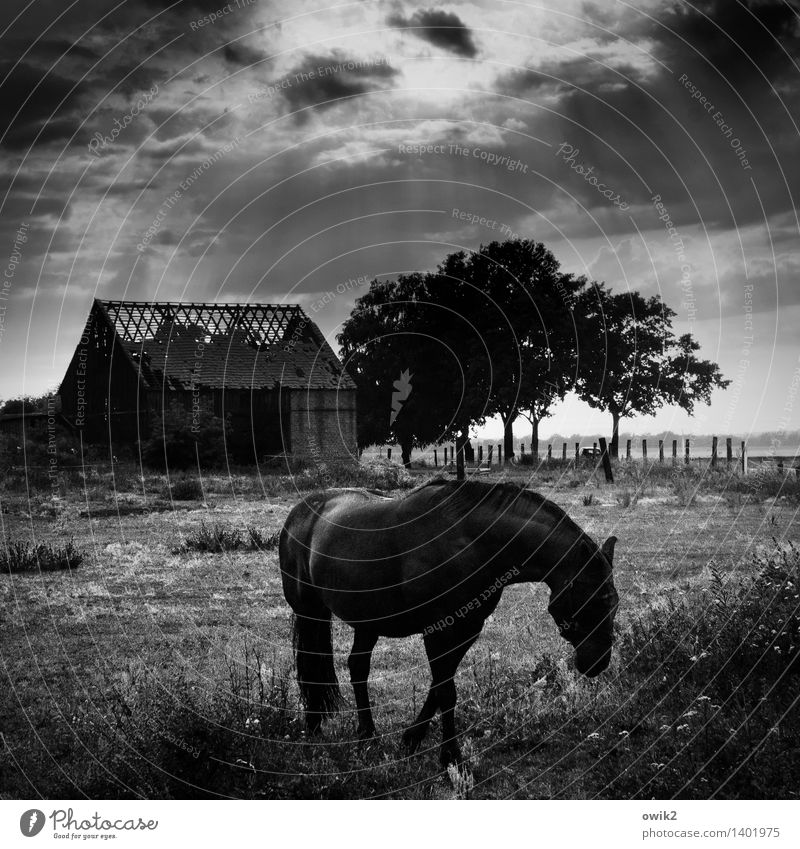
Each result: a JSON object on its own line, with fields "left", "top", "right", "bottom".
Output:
{"left": 57, "top": 299, "right": 357, "bottom": 462}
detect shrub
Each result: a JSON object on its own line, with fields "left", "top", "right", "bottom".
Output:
{"left": 671, "top": 467, "right": 701, "bottom": 506}
{"left": 1, "top": 538, "right": 84, "bottom": 573}
{"left": 173, "top": 523, "right": 279, "bottom": 554}
{"left": 163, "top": 475, "right": 204, "bottom": 501}
{"left": 616, "top": 488, "right": 634, "bottom": 508}
{"left": 582, "top": 493, "right": 593, "bottom": 506}
{"left": 293, "top": 457, "right": 414, "bottom": 491}
{"left": 142, "top": 402, "right": 230, "bottom": 471}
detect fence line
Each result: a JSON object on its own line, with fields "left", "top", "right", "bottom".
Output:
{"left": 371, "top": 437, "right": 800, "bottom": 477}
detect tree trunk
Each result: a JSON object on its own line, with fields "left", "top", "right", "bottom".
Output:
{"left": 502, "top": 411, "right": 516, "bottom": 463}
{"left": 610, "top": 409, "right": 621, "bottom": 459}
{"left": 531, "top": 415, "right": 539, "bottom": 458}
{"left": 455, "top": 429, "right": 468, "bottom": 481}
{"left": 399, "top": 434, "right": 413, "bottom": 468}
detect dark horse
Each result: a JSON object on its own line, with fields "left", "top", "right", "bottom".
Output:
{"left": 279, "top": 479, "right": 619, "bottom": 766}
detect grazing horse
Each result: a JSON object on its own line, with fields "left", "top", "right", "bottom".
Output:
{"left": 278, "top": 479, "right": 619, "bottom": 766}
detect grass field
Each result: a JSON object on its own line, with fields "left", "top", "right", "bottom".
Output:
{"left": 1, "top": 459, "right": 799, "bottom": 799}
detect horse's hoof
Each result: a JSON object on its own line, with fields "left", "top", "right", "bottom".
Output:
{"left": 357, "top": 726, "right": 376, "bottom": 743}
{"left": 439, "top": 744, "right": 462, "bottom": 769}
{"left": 402, "top": 727, "right": 424, "bottom": 753}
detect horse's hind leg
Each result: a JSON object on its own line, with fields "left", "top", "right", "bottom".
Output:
{"left": 348, "top": 628, "right": 379, "bottom": 740}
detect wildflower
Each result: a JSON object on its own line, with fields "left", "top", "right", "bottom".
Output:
{"left": 659, "top": 725, "right": 671, "bottom": 732}
{"left": 587, "top": 732, "right": 601, "bottom": 740}
{"left": 650, "top": 762, "right": 665, "bottom": 770}
{"left": 696, "top": 695, "right": 711, "bottom": 702}
{"left": 618, "top": 730, "right": 629, "bottom": 737}
{"left": 682, "top": 710, "right": 697, "bottom": 717}
{"left": 676, "top": 724, "right": 690, "bottom": 732}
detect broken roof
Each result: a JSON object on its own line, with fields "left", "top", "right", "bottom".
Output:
{"left": 94, "top": 299, "right": 355, "bottom": 391}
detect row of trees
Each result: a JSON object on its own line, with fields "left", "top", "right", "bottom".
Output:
{"left": 338, "top": 238, "right": 729, "bottom": 466}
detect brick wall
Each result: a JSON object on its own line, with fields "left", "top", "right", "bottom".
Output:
{"left": 288, "top": 389, "right": 357, "bottom": 460}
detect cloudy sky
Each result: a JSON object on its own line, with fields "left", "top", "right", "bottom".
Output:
{"left": 1, "top": 0, "right": 799, "bottom": 439}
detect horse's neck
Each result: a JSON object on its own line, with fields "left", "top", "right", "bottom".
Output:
{"left": 498, "top": 520, "right": 584, "bottom": 588}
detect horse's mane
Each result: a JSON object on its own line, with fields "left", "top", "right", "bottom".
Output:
{"left": 406, "top": 477, "right": 596, "bottom": 550}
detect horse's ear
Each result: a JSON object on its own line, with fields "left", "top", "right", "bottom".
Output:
{"left": 601, "top": 536, "right": 617, "bottom": 565}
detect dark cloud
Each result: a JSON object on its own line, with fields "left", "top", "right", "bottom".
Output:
{"left": 277, "top": 52, "right": 400, "bottom": 121}
{"left": 490, "top": 0, "right": 800, "bottom": 232}
{"left": 222, "top": 42, "right": 269, "bottom": 68}
{"left": 0, "top": 61, "right": 89, "bottom": 150}
{"left": 387, "top": 8, "right": 478, "bottom": 57}
{"left": 651, "top": 0, "right": 800, "bottom": 86}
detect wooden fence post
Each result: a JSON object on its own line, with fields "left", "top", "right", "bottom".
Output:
{"left": 598, "top": 437, "right": 614, "bottom": 483}
{"left": 387, "top": 448, "right": 392, "bottom": 461}
{"left": 642, "top": 439, "right": 648, "bottom": 462}
{"left": 741, "top": 441, "right": 747, "bottom": 475}
{"left": 659, "top": 440, "right": 664, "bottom": 463}
{"left": 575, "top": 442, "right": 580, "bottom": 463}
{"left": 593, "top": 441, "right": 597, "bottom": 456}
{"left": 521, "top": 444, "right": 525, "bottom": 455}
{"left": 478, "top": 445, "right": 483, "bottom": 465}
{"left": 626, "top": 439, "right": 631, "bottom": 460}
{"left": 547, "top": 444, "right": 552, "bottom": 461}
{"left": 711, "top": 436, "right": 718, "bottom": 468}
{"left": 443, "top": 447, "right": 448, "bottom": 465}
{"left": 562, "top": 442, "right": 567, "bottom": 461}
{"left": 434, "top": 449, "right": 438, "bottom": 467}
{"left": 487, "top": 445, "right": 493, "bottom": 466}
{"left": 726, "top": 437, "right": 732, "bottom": 466}
{"left": 685, "top": 439, "right": 690, "bottom": 465}
{"left": 778, "top": 458, "right": 784, "bottom": 474}
{"left": 498, "top": 445, "right": 502, "bottom": 466}
{"left": 672, "top": 439, "right": 678, "bottom": 463}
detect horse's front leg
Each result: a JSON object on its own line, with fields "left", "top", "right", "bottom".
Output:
{"left": 406, "top": 625, "right": 483, "bottom": 766}
{"left": 348, "top": 628, "right": 379, "bottom": 740}
{"left": 402, "top": 687, "right": 438, "bottom": 753}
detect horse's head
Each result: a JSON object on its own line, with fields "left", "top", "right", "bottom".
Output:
{"left": 547, "top": 535, "right": 619, "bottom": 677}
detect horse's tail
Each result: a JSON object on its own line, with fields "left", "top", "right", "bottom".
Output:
{"left": 292, "top": 606, "right": 341, "bottom": 729}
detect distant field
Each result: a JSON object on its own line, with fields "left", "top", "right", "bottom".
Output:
{"left": 1, "top": 464, "right": 799, "bottom": 798}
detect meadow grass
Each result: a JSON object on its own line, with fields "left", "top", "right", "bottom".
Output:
{"left": 1, "top": 460, "right": 799, "bottom": 798}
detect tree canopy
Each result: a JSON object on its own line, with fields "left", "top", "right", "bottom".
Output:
{"left": 339, "top": 240, "right": 729, "bottom": 466}
{"left": 575, "top": 285, "right": 730, "bottom": 456}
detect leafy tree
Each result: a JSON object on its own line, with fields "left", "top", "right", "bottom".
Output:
{"left": 338, "top": 274, "right": 486, "bottom": 467}
{"left": 437, "top": 239, "right": 586, "bottom": 461}
{"left": 576, "top": 286, "right": 730, "bottom": 457}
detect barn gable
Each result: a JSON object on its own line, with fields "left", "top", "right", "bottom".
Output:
{"left": 58, "top": 299, "right": 357, "bottom": 462}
